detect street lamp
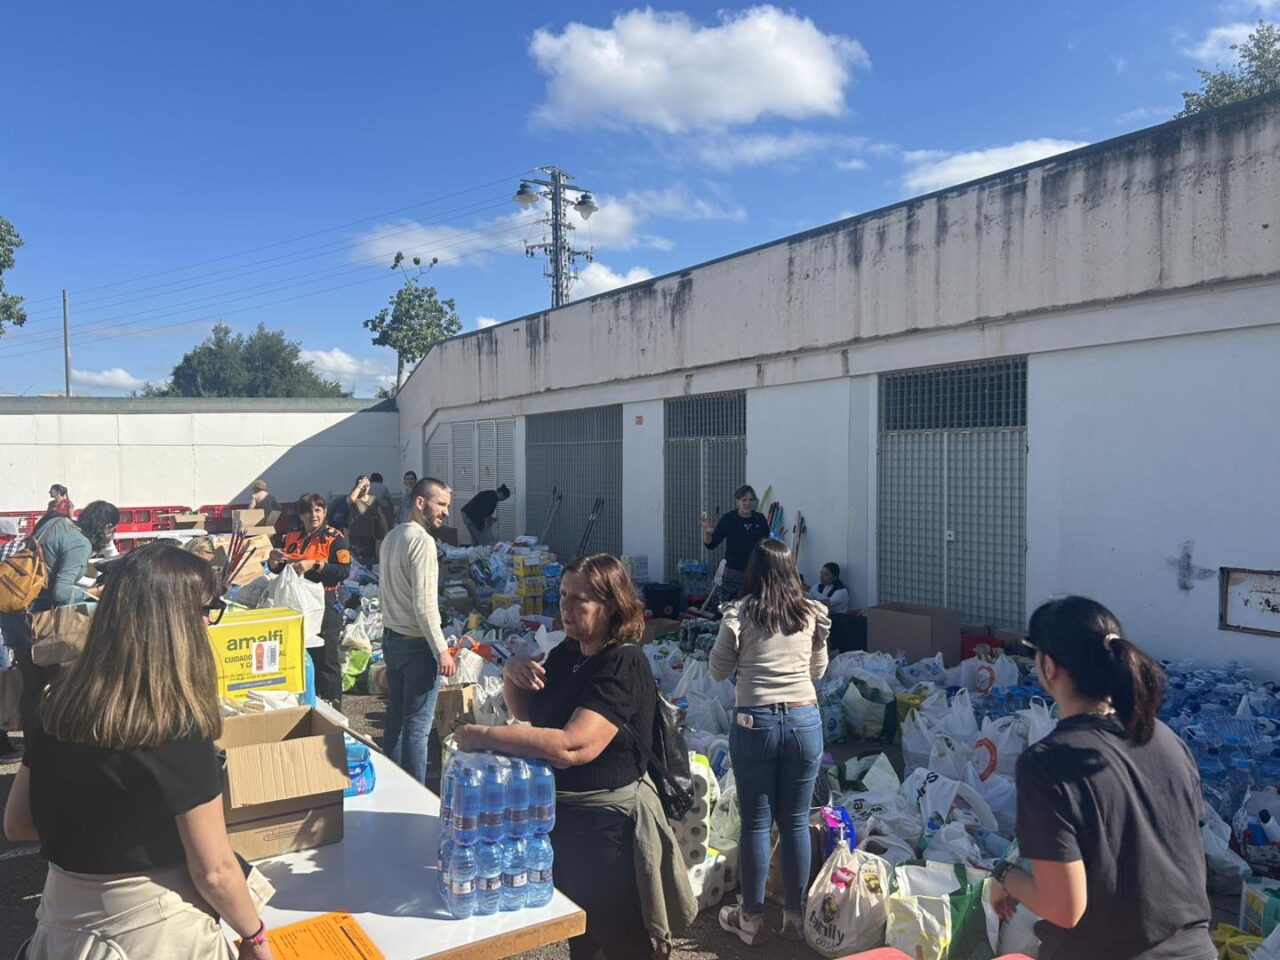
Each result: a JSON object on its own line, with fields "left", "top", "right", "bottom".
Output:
{"left": 513, "top": 167, "right": 599, "bottom": 308}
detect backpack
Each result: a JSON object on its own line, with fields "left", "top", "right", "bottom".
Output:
{"left": 0, "top": 528, "right": 49, "bottom": 614}
{"left": 625, "top": 692, "right": 696, "bottom": 821}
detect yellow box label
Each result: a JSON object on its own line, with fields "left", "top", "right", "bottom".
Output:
{"left": 209, "top": 607, "right": 305, "bottom": 699}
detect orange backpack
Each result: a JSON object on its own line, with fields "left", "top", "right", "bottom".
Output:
{"left": 0, "top": 524, "right": 51, "bottom": 614}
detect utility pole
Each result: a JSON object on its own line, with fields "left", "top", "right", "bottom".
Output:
{"left": 62, "top": 289, "right": 72, "bottom": 398}
{"left": 513, "top": 167, "right": 599, "bottom": 309}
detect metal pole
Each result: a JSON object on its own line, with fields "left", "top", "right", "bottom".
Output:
{"left": 62, "top": 289, "right": 72, "bottom": 397}
{"left": 549, "top": 169, "right": 566, "bottom": 308}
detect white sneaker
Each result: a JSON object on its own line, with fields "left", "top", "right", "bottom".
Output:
{"left": 779, "top": 910, "right": 804, "bottom": 941}
{"left": 718, "top": 904, "right": 768, "bottom": 946}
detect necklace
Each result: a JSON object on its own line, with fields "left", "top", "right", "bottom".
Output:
{"left": 572, "top": 642, "right": 601, "bottom": 673}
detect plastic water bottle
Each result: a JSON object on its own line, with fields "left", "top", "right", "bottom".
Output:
{"left": 437, "top": 830, "right": 453, "bottom": 900}
{"left": 482, "top": 760, "right": 509, "bottom": 842}
{"left": 440, "top": 757, "right": 457, "bottom": 833}
{"left": 301, "top": 654, "right": 317, "bottom": 706}
{"left": 507, "top": 759, "right": 531, "bottom": 839}
{"left": 975, "top": 828, "right": 1013, "bottom": 861}
{"left": 525, "top": 833, "right": 555, "bottom": 908}
{"left": 500, "top": 837, "right": 528, "bottom": 911}
{"left": 475, "top": 840, "right": 503, "bottom": 916}
{"left": 530, "top": 760, "right": 556, "bottom": 835}
{"left": 1228, "top": 756, "right": 1256, "bottom": 817}
{"left": 445, "top": 841, "right": 477, "bottom": 919}
{"left": 454, "top": 763, "right": 483, "bottom": 846}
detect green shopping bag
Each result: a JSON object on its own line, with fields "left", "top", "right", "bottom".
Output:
{"left": 342, "top": 648, "right": 372, "bottom": 693}
{"left": 885, "top": 861, "right": 998, "bottom": 960}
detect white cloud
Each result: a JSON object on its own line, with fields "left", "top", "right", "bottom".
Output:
{"left": 836, "top": 156, "right": 869, "bottom": 171}
{"left": 901, "top": 139, "right": 1089, "bottom": 194}
{"left": 622, "top": 186, "right": 746, "bottom": 222}
{"left": 570, "top": 263, "right": 655, "bottom": 300}
{"left": 352, "top": 213, "right": 534, "bottom": 269}
{"left": 475, "top": 316, "right": 499, "bottom": 329}
{"left": 71, "top": 367, "right": 146, "bottom": 393}
{"left": 300, "top": 348, "right": 395, "bottom": 393}
{"left": 1182, "top": 22, "right": 1253, "bottom": 64}
{"left": 693, "top": 130, "right": 841, "bottom": 169}
{"left": 529, "top": 7, "right": 868, "bottom": 134}
{"left": 1112, "top": 56, "right": 1128, "bottom": 73}
{"left": 1113, "top": 105, "right": 1176, "bottom": 126}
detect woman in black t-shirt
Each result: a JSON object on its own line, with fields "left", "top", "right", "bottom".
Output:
{"left": 456, "top": 554, "right": 692, "bottom": 960}
{"left": 990, "top": 596, "right": 1214, "bottom": 960}
{"left": 3, "top": 543, "right": 273, "bottom": 960}
{"left": 700, "top": 484, "right": 771, "bottom": 600}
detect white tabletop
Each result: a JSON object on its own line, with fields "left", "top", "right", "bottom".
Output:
{"left": 225, "top": 750, "right": 584, "bottom": 960}
{"left": 111, "top": 530, "right": 205, "bottom": 541}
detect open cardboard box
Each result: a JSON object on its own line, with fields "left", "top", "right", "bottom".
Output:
{"left": 173, "top": 512, "right": 206, "bottom": 530}
{"left": 232, "top": 508, "right": 281, "bottom": 536}
{"left": 216, "top": 706, "right": 349, "bottom": 861}
{"left": 866, "top": 602, "right": 962, "bottom": 666}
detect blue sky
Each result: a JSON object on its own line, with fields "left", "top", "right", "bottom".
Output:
{"left": 1, "top": 1, "right": 1271, "bottom": 395}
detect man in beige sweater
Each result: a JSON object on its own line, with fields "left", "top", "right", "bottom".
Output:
{"left": 378, "top": 476, "right": 456, "bottom": 785}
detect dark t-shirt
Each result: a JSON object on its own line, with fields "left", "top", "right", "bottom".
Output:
{"left": 707, "top": 511, "right": 771, "bottom": 572}
{"left": 24, "top": 720, "right": 223, "bottom": 874}
{"left": 1016, "top": 714, "right": 1214, "bottom": 960}
{"left": 529, "top": 641, "right": 655, "bottom": 793}
{"left": 462, "top": 490, "right": 500, "bottom": 527}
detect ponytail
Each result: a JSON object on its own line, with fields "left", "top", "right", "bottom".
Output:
{"left": 1028, "top": 596, "right": 1167, "bottom": 745}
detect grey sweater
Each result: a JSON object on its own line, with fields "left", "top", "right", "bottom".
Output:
{"left": 708, "top": 598, "right": 830, "bottom": 706}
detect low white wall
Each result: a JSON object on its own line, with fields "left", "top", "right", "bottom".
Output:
{"left": 0, "top": 400, "right": 400, "bottom": 511}
{"left": 621, "top": 401, "right": 664, "bottom": 576}
{"left": 1026, "top": 325, "right": 1280, "bottom": 671}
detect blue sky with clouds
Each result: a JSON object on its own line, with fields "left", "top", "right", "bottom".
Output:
{"left": 1, "top": 1, "right": 1272, "bottom": 395}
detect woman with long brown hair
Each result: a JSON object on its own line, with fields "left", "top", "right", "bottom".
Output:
{"left": 455, "top": 553, "right": 694, "bottom": 960}
{"left": 4, "top": 543, "right": 273, "bottom": 960}
{"left": 709, "top": 536, "right": 829, "bottom": 946}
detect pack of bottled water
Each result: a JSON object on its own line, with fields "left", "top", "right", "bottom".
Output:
{"left": 438, "top": 750, "right": 558, "bottom": 920}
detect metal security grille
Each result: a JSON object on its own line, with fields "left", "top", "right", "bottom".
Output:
{"left": 525, "top": 406, "right": 623, "bottom": 560}
{"left": 664, "top": 392, "right": 747, "bottom": 580}
{"left": 877, "top": 359, "right": 1027, "bottom": 628}
{"left": 423, "top": 419, "right": 516, "bottom": 541}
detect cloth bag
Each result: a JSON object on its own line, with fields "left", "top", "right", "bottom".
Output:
{"left": 30, "top": 604, "right": 94, "bottom": 667}
{"left": 264, "top": 565, "right": 326, "bottom": 647}
{"left": 886, "top": 862, "right": 998, "bottom": 960}
{"left": 803, "top": 840, "right": 892, "bottom": 958}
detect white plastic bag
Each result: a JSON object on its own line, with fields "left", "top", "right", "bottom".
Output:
{"left": 899, "top": 653, "right": 948, "bottom": 688}
{"left": 265, "top": 565, "right": 326, "bottom": 647}
{"left": 901, "top": 709, "right": 937, "bottom": 774}
{"left": 997, "top": 903, "right": 1042, "bottom": 957}
{"left": 923, "top": 821, "right": 981, "bottom": 865}
{"left": 886, "top": 862, "right": 998, "bottom": 960}
{"left": 857, "top": 820, "right": 919, "bottom": 866}
{"left": 674, "top": 659, "right": 736, "bottom": 712}
{"left": 970, "top": 771, "right": 1018, "bottom": 837}
{"left": 1021, "top": 697, "right": 1057, "bottom": 745}
{"left": 940, "top": 689, "right": 979, "bottom": 741}
{"left": 709, "top": 770, "right": 740, "bottom": 849}
{"left": 901, "top": 769, "right": 998, "bottom": 832}
{"left": 685, "top": 692, "right": 730, "bottom": 736}
{"left": 928, "top": 732, "right": 975, "bottom": 781}
{"left": 845, "top": 753, "right": 902, "bottom": 798}
{"left": 960, "top": 654, "right": 1019, "bottom": 695}
{"left": 472, "top": 674, "right": 509, "bottom": 726}
{"left": 1203, "top": 804, "right": 1251, "bottom": 895}
{"left": 803, "top": 840, "right": 892, "bottom": 958}
{"left": 970, "top": 714, "right": 1027, "bottom": 780}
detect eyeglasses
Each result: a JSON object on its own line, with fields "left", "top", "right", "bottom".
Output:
{"left": 203, "top": 597, "right": 227, "bottom": 625}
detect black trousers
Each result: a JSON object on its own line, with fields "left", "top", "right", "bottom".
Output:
{"left": 552, "top": 801, "right": 652, "bottom": 960}
{"left": 309, "top": 600, "right": 344, "bottom": 706}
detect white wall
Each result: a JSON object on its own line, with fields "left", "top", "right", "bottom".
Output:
{"left": 746, "top": 380, "right": 853, "bottom": 589}
{"left": 1027, "top": 324, "right": 1280, "bottom": 671}
{"left": 0, "top": 402, "right": 399, "bottom": 511}
{"left": 621, "top": 401, "right": 664, "bottom": 576}
{"left": 847, "top": 376, "right": 876, "bottom": 609}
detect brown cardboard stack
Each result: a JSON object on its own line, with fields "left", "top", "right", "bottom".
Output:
{"left": 173, "top": 512, "right": 206, "bottom": 530}
{"left": 216, "top": 706, "right": 349, "bottom": 860}
{"left": 866, "top": 603, "right": 962, "bottom": 666}
{"left": 232, "top": 509, "right": 281, "bottom": 537}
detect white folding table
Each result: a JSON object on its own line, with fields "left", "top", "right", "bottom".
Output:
{"left": 224, "top": 751, "right": 585, "bottom": 959}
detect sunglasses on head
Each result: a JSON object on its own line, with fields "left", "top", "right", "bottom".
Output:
{"left": 203, "top": 597, "right": 227, "bottom": 625}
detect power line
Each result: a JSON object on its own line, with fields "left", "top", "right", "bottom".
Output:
{"left": 3, "top": 215, "right": 542, "bottom": 351}
{"left": 20, "top": 169, "right": 537, "bottom": 307}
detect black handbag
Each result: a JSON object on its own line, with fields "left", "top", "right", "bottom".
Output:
{"left": 624, "top": 693, "right": 696, "bottom": 821}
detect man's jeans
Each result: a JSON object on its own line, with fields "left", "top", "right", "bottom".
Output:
{"left": 728, "top": 703, "right": 823, "bottom": 914}
{"left": 462, "top": 515, "right": 496, "bottom": 546}
{"left": 381, "top": 629, "right": 441, "bottom": 785}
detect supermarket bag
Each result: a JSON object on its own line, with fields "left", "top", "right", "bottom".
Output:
{"left": 971, "top": 715, "right": 1027, "bottom": 781}
{"left": 886, "top": 861, "right": 998, "bottom": 960}
{"left": 803, "top": 840, "right": 892, "bottom": 958}
{"left": 265, "top": 565, "right": 326, "bottom": 646}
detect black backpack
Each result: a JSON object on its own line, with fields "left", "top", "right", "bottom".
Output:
{"left": 624, "top": 692, "right": 695, "bottom": 821}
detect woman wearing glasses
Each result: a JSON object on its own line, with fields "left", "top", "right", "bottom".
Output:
{"left": 4, "top": 543, "right": 273, "bottom": 960}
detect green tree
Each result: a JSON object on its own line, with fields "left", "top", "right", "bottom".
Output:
{"left": 1177, "top": 20, "right": 1280, "bottom": 117}
{"left": 364, "top": 252, "right": 460, "bottom": 392}
{"left": 0, "top": 216, "right": 27, "bottom": 338}
{"left": 144, "top": 323, "right": 349, "bottom": 397}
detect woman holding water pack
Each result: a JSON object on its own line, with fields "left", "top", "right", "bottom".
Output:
{"left": 455, "top": 553, "right": 694, "bottom": 960}
{"left": 988, "top": 596, "right": 1214, "bottom": 960}
{"left": 709, "top": 537, "right": 829, "bottom": 946}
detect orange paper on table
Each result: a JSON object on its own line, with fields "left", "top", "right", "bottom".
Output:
{"left": 252, "top": 912, "right": 383, "bottom": 960}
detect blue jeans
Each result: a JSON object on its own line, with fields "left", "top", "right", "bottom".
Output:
{"left": 729, "top": 703, "right": 823, "bottom": 915}
{"left": 381, "top": 629, "right": 441, "bottom": 785}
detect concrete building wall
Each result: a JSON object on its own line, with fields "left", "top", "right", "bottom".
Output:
{"left": 0, "top": 399, "right": 399, "bottom": 511}
{"left": 621, "top": 400, "right": 665, "bottom": 576}
{"left": 1026, "top": 323, "right": 1280, "bottom": 671}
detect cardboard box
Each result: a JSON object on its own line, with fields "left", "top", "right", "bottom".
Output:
{"left": 1240, "top": 876, "right": 1280, "bottom": 937}
{"left": 217, "top": 707, "right": 349, "bottom": 861}
{"left": 513, "top": 554, "right": 541, "bottom": 577}
{"left": 643, "top": 618, "right": 682, "bottom": 644}
{"left": 866, "top": 603, "right": 962, "bottom": 666}
{"left": 225, "top": 534, "right": 276, "bottom": 588}
{"left": 232, "top": 509, "right": 281, "bottom": 535}
{"left": 173, "top": 512, "right": 206, "bottom": 530}
{"left": 434, "top": 683, "right": 476, "bottom": 743}
{"left": 435, "top": 526, "right": 460, "bottom": 547}
{"left": 208, "top": 607, "right": 306, "bottom": 700}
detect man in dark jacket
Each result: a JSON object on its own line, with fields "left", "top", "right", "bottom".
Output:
{"left": 460, "top": 484, "right": 510, "bottom": 545}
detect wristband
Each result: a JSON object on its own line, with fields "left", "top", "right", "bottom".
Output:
{"left": 991, "top": 859, "right": 1014, "bottom": 885}
{"left": 241, "top": 920, "right": 268, "bottom": 946}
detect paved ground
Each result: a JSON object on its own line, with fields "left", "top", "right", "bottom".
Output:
{"left": 0, "top": 692, "right": 820, "bottom": 960}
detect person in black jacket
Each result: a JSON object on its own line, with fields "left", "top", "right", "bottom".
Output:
{"left": 699, "top": 485, "right": 771, "bottom": 600}
{"left": 461, "top": 483, "right": 510, "bottom": 545}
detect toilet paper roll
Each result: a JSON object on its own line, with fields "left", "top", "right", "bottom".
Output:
{"left": 699, "top": 883, "right": 725, "bottom": 909}
{"left": 686, "top": 820, "right": 708, "bottom": 843}
{"left": 692, "top": 777, "right": 710, "bottom": 799}
{"left": 688, "top": 798, "right": 710, "bottom": 821}
{"left": 687, "top": 863, "right": 708, "bottom": 889}
{"left": 684, "top": 843, "right": 707, "bottom": 865}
